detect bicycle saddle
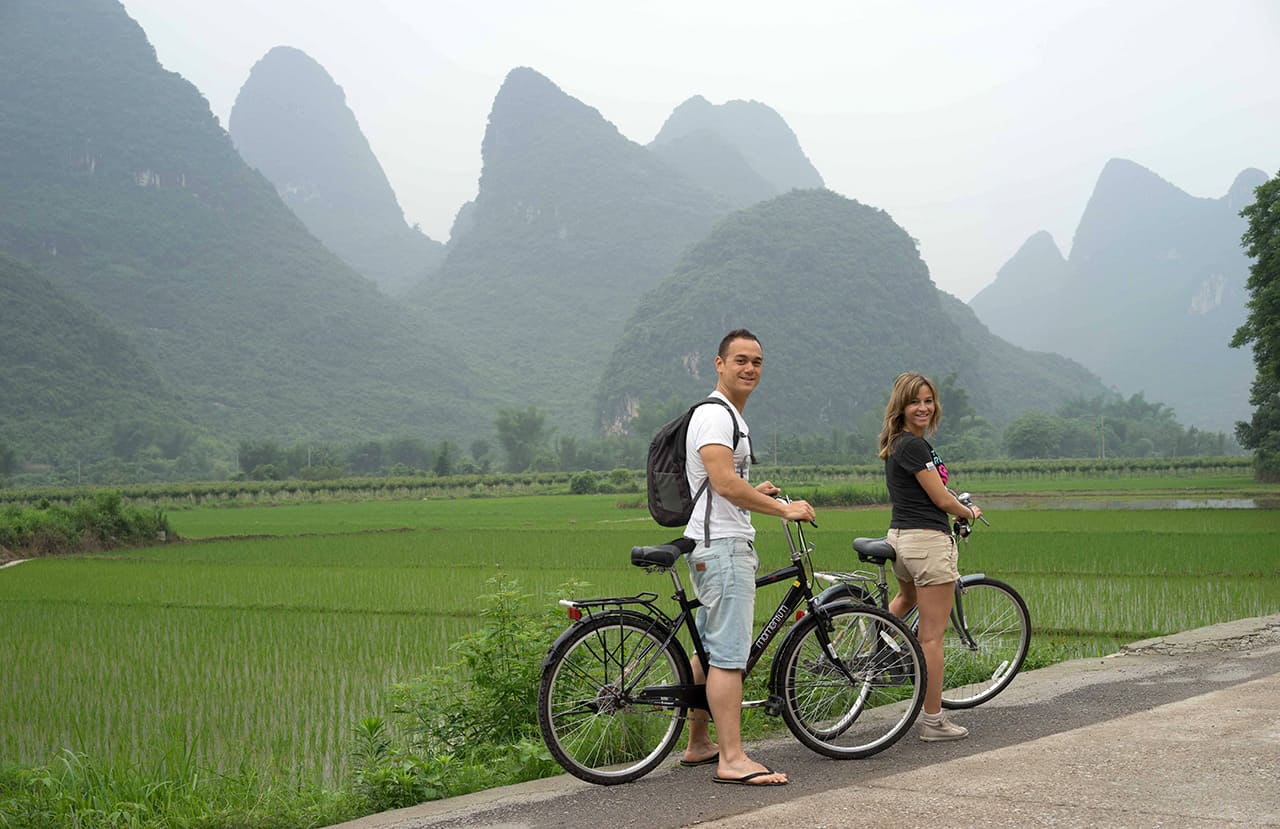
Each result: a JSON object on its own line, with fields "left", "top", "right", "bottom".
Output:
{"left": 853, "top": 536, "right": 896, "bottom": 564}
{"left": 630, "top": 537, "right": 694, "bottom": 569}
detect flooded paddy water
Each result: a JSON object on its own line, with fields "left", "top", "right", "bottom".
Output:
{"left": 983, "top": 496, "right": 1280, "bottom": 511}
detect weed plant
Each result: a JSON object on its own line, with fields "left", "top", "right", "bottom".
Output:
{"left": 0, "top": 491, "right": 170, "bottom": 560}
{"left": 350, "top": 575, "right": 568, "bottom": 810}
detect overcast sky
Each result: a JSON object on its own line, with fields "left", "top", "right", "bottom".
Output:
{"left": 120, "top": 0, "right": 1278, "bottom": 301}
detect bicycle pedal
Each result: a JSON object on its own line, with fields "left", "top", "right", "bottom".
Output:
{"left": 763, "top": 695, "right": 783, "bottom": 717}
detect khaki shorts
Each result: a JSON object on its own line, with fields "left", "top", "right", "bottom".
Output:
{"left": 887, "top": 528, "right": 958, "bottom": 587}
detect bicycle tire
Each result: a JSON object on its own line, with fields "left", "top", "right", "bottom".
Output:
{"left": 776, "top": 602, "right": 925, "bottom": 759}
{"left": 537, "top": 610, "right": 691, "bottom": 785}
{"left": 941, "top": 577, "right": 1031, "bottom": 709}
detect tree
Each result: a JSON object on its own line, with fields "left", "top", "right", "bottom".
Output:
{"left": 386, "top": 437, "right": 431, "bottom": 471}
{"left": 469, "top": 439, "right": 493, "bottom": 473}
{"left": 1003, "top": 411, "right": 1064, "bottom": 459}
{"left": 237, "top": 440, "right": 283, "bottom": 475}
{"left": 0, "top": 440, "right": 14, "bottom": 481}
{"left": 1231, "top": 170, "right": 1280, "bottom": 481}
{"left": 348, "top": 441, "right": 385, "bottom": 476}
{"left": 495, "top": 406, "right": 551, "bottom": 472}
{"left": 432, "top": 441, "right": 455, "bottom": 477}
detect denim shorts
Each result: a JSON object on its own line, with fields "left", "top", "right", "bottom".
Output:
{"left": 887, "top": 528, "right": 959, "bottom": 587}
{"left": 686, "top": 537, "right": 758, "bottom": 670}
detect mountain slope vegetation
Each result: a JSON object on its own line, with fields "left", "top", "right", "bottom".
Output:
{"left": 597, "top": 189, "right": 1111, "bottom": 439}
{"left": 0, "top": 254, "right": 188, "bottom": 464}
{"left": 0, "top": 0, "right": 483, "bottom": 457}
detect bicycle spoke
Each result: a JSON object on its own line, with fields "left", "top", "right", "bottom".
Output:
{"left": 942, "top": 579, "right": 1030, "bottom": 708}
{"left": 539, "top": 613, "right": 689, "bottom": 784}
{"left": 779, "top": 604, "right": 924, "bottom": 758}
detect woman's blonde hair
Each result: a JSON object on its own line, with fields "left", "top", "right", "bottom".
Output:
{"left": 877, "top": 371, "right": 941, "bottom": 459}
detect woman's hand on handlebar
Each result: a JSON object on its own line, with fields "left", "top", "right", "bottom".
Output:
{"left": 951, "top": 490, "right": 989, "bottom": 525}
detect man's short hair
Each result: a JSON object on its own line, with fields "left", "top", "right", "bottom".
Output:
{"left": 718, "top": 329, "right": 760, "bottom": 359}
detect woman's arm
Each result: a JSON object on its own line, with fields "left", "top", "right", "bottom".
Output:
{"left": 915, "top": 467, "right": 982, "bottom": 521}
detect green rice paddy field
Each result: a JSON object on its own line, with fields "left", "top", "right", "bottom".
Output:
{"left": 2, "top": 476, "right": 1277, "bottom": 785}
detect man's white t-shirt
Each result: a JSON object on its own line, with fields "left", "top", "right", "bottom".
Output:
{"left": 684, "top": 391, "right": 754, "bottom": 543}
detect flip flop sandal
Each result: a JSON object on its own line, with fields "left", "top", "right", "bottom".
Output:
{"left": 712, "top": 769, "right": 787, "bottom": 786}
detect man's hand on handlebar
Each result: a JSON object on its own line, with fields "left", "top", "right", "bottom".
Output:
{"left": 764, "top": 486, "right": 816, "bottom": 526}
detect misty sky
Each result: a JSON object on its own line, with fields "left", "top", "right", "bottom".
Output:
{"left": 120, "top": 0, "right": 1278, "bottom": 301}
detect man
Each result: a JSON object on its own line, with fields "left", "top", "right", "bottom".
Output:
{"left": 680, "top": 329, "right": 816, "bottom": 786}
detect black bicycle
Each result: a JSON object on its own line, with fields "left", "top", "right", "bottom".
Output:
{"left": 537, "top": 502, "right": 927, "bottom": 785}
{"left": 814, "top": 491, "right": 1031, "bottom": 708}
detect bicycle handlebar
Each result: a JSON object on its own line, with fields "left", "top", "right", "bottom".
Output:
{"left": 774, "top": 493, "right": 818, "bottom": 529}
{"left": 950, "top": 489, "right": 990, "bottom": 542}
{"left": 953, "top": 491, "right": 991, "bottom": 526}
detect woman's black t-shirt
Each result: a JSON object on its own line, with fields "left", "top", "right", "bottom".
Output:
{"left": 885, "top": 433, "right": 950, "bottom": 533}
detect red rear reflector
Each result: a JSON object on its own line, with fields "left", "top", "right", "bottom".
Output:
{"left": 795, "top": 610, "right": 806, "bottom": 621}
{"left": 568, "top": 607, "right": 582, "bottom": 621}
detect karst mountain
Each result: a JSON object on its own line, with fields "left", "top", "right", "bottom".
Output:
{"left": 229, "top": 46, "right": 445, "bottom": 295}
{"left": 0, "top": 1, "right": 1243, "bottom": 471}
{"left": 970, "top": 159, "right": 1265, "bottom": 432}
{"left": 0, "top": 0, "right": 482, "bottom": 461}
{"left": 597, "top": 189, "right": 1110, "bottom": 439}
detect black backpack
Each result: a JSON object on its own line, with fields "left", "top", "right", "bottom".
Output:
{"left": 646, "top": 397, "right": 748, "bottom": 537}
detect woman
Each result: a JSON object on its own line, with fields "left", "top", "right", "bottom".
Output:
{"left": 877, "top": 371, "right": 982, "bottom": 741}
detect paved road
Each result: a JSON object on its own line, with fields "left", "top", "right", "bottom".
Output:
{"left": 332, "top": 614, "right": 1280, "bottom": 829}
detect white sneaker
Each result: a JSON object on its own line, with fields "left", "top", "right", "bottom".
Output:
{"left": 918, "top": 713, "right": 968, "bottom": 742}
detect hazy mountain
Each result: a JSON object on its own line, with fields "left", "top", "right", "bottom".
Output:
{"left": 228, "top": 46, "right": 445, "bottom": 295}
{"left": 649, "top": 96, "right": 824, "bottom": 207}
{"left": 966, "top": 231, "right": 1071, "bottom": 350}
{"left": 412, "top": 67, "right": 736, "bottom": 433}
{"left": 648, "top": 128, "right": 778, "bottom": 210}
{"left": 0, "top": 254, "right": 187, "bottom": 463}
{"left": 1, "top": 3, "right": 1224, "bottom": 471}
{"left": 0, "top": 0, "right": 482, "bottom": 458}
{"left": 970, "top": 159, "right": 1266, "bottom": 431}
{"left": 597, "top": 189, "right": 1110, "bottom": 437}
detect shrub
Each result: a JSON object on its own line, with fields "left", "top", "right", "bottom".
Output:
{"left": 350, "top": 576, "right": 577, "bottom": 808}
{"left": 0, "top": 491, "right": 172, "bottom": 557}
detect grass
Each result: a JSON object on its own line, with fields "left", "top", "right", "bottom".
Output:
{"left": 0, "top": 469, "right": 1277, "bottom": 826}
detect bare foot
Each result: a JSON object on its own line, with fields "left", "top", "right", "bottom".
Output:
{"left": 681, "top": 740, "right": 719, "bottom": 766}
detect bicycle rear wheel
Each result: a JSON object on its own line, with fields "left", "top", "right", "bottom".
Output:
{"left": 776, "top": 602, "right": 925, "bottom": 759}
{"left": 537, "top": 611, "right": 691, "bottom": 785}
{"left": 941, "top": 577, "right": 1031, "bottom": 709}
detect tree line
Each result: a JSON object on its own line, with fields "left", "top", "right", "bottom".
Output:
{"left": 0, "top": 388, "right": 1244, "bottom": 489}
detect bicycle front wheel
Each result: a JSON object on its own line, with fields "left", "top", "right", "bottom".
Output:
{"left": 941, "top": 577, "right": 1031, "bottom": 709}
{"left": 777, "top": 602, "right": 925, "bottom": 759}
{"left": 537, "top": 611, "right": 691, "bottom": 785}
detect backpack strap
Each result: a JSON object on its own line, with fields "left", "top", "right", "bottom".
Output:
{"left": 692, "top": 397, "right": 752, "bottom": 546}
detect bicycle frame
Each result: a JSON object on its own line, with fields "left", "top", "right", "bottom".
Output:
{"left": 552, "top": 519, "right": 856, "bottom": 714}
{"left": 814, "top": 562, "right": 988, "bottom": 651}
{"left": 814, "top": 494, "right": 996, "bottom": 653}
